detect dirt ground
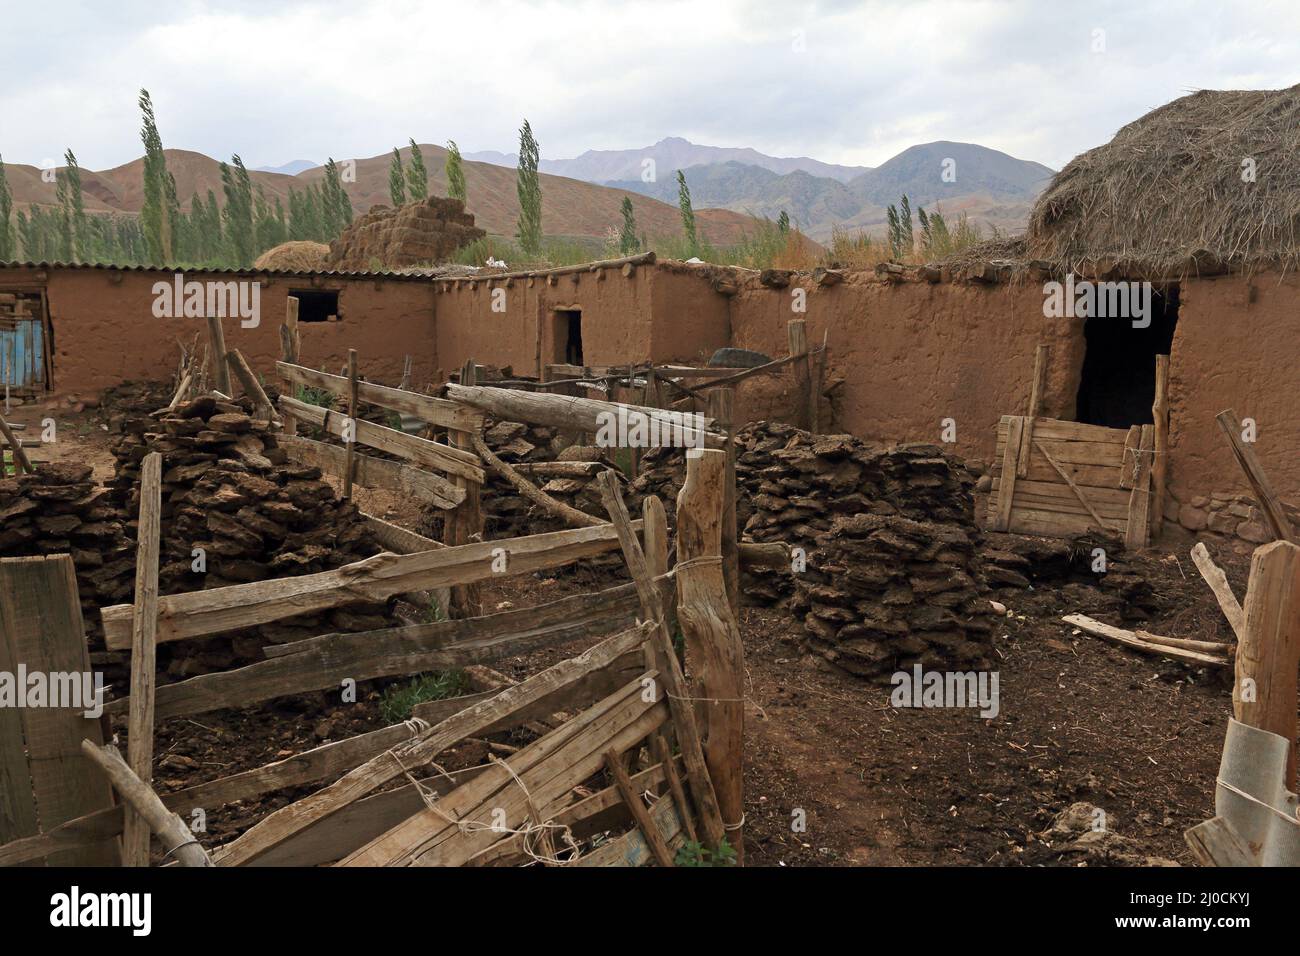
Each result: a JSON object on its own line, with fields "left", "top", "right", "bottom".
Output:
{"left": 15, "top": 390, "right": 1255, "bottom": 867}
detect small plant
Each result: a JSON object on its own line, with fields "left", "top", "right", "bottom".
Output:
{"left": 674, "top": 838, "right": 738, "bottom": 867}
{"left": 379, "top": 670, "right": 467, "bottom": 723}
{"left": 295, "top": 382, "right": 336, "bottom": 409}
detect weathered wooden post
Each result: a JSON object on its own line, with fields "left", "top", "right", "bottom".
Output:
{"left": 447, "top": 358, "right": 484, "bottom": 617}
{"left": 1017, "top": 343, "right": 1050, "bottom": 478}
{"left": 206, "top": 315, "right": 231, "bottom": 396}
{"left": 343, "top": 349, "right": 359, "bottom": 500}
{"left": 706, "top": 386, "right": 739, "bottom": 617}
{"left": 1233, "top": 540, "right": 1300, "bottom": 788}
{"left": 675, "top": 448, "right": 745, "bottom": 862}
{"left": 787, "top": 319, "right": 809, "bottom": 431}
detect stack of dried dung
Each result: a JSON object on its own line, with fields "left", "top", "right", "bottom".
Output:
{"left": 0, "top": 462, "right": 136, "bottom": 642}
{"left": 108, "top": 395, "right": 394, "bottom": 678}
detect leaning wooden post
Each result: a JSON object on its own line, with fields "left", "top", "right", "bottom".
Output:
{"left": 0, "top": 411, "right": 32, "bottom": 475}
{"left": 280, "top": 297, "right": 300, "bottom": 435}
{"left": 206, "top": 315, "right": 232, "bottom": 396}
{"left": 1017, "top": 344, "right": 1050, "bottom": 478}
{"left": 1232, "top": 540, "right": 1300, "bottom": 789}
{"left": 225, "top": 348, "right": 276, "bottom": 423}
{"left": 344, "top": 349, "right": 359, "bottom": 500}
{"left": 1215, "top": 408, "right": 1297, "bottom": 544}
{"left": 80, "top": 741, "right": 214, "bottom": 867}
{"left": 787, "top": 319, "right": 810, "bottom": 431}
{"left": 1151, "top": 354, "right": 1170, "bottom": 535}
{"left": 122, "top": 452, "right": 162, "bottom": 867}
{"left": 675, "top": 448, "right": 746, "bottom": 863}
{"left": 447, "top": 359, "right": 483, "bottom": 617}
{"left": 706, "top": 387, "right": 739, "bottom": 618}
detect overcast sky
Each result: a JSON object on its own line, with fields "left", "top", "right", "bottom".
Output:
{"left": 3, "top": 0, "right": 1298, "bottom": 173}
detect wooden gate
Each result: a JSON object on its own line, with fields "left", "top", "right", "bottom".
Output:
{"left": 987, "top": 415, "right": 1155, "bottom": 548}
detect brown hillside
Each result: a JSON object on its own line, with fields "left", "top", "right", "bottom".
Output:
{"left": 5, "top": 145, "right": 754, "bottom": 245}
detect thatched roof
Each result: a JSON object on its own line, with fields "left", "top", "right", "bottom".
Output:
{"left": 1027, "top": 84, "right": 1300, "bottom": 276}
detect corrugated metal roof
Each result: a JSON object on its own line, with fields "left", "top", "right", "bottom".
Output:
{"left": 0, "top": 260, "right": 438, "bottom": 282}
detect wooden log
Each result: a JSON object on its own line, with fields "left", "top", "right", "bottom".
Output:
{"left": 277, "top": 362, "right": 484, "bottom": 431}
{"left": 1017, "top": 344, "right": 1049, "bottom": 478}
{"left": 787, "top": 319, "right": 810, "bottom": 431}
{"left": 1124, "top": 424, "right": 1154, "bottom": 549}
{"left": 1190, "top": 542, "right": 1245, "bottom": 641}
{"left": 693, "top": 348, "right": 816, "bottom": 391}
{"left": 1063, "top": 614, "right": 1229, "bottom": 666}
{"left": 278, "top": 395, "right": 485, "bottom": 484}
{"left": 213, "top": 621, "right": 655, "bottom": 866}
{"left": 166, "top": 371, "right": 192, "bottom": 411}
{"left": 511, "top": 461, "right": 606, "bottom": 478}
{"left": 1232, "top": 540, "right": 1300, "bottom": 787}
{"left": 993, "top": 416, "right": 1024, "bottom": 531}
{"left": 708, "top": 387, "right": 739, "bottom": 617}
{"left": 1215, "top": 409, "right": 1297, "bottom": 544}
{"left": 444, "top": 383, "right": 722, "bottom": 448}
{"left": 225, "top": 348, "right": 276, "bottom": 422}
{"left": 122, "top": 453, "right": 161, "bottom": 867}
{"left": 79, "top": 742, "right": 213, "bottom": 867}
{"left": 471, "top": 433, "right": 604, "bottom": 528}
{"left": 104, "top": 582, "right": 643, "bottom": 720}
{"left": 1151, "top": 354, "right": 1169, "bottom": 534}
{"left": 206, "top": 315, "right": 232, "bottom": 395}
{"left": 277, "top": 434, "right": 465, "bottom": 510}
{"left": 448, "top": 359, "right": 483, "bottom": 618}
{"left": 101, "top": 520, "right": 640, "bottom": 649}
{"left": 604, "top": 748, "right": 675, "bottom": 866}
{"left": 675, "top": 448, "right": 746, "bottom": 863}
{"left": 344, "top": 348, "right": 358, "bottom": 500}
{"left": 0, "top": 412, "right": 31, "bottom": 474}
{"left": 595, "top": 470, "right": 728, "bottom": 851}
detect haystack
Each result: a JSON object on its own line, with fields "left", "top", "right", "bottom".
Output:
{"left": 1026, "top": 84, "right": 1300, "bottom": 276}
{"left": 253, "top": 240, "right": 330, "bottom": 272}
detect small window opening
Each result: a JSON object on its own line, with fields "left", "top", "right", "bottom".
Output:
{"left": 1075, "top": 284, "right": 1178, "bottom": 428}
{"left": 290, "top": 289, "right": 340, "bottom": 323}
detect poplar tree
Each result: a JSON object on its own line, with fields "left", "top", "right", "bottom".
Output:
{"left": 221, "top": 156, "right": 255, "bottom": 267}
{"left": 389, "top": 148, "right": 407, "bottom": 206}
{"left": 322, "top": 158, "right": 352, "bottom": 237}
{"left": 619, "top": 196, "right": 639, "bottom": 255}
{"left": 138, "top": 89, "right": 174, "bottom": 263}
{"left": 407, "top": 139, "right": 428, "bottom": 200}
{"left": 676, "top": 170, "right": 698, "bottom": 256}
{"left": 445, "top": 140, "right": 467, "bottom": 203}
{"left": 515, "top": 120, "right": 542, "bottom": 255}
{"left": 0, "top": 156, "right": 14, "bottom": 261}
{"left": 57, "top": 150, "right": 87, "bottom": 261}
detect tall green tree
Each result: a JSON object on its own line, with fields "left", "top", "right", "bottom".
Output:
{"left": 220, "top": 156, "right": 255, "bottom": 267}
{"left": 676, "top": 170, "right": 698, "bottom": 255}
{"left": 388, "top": 148, "right": 407, "bottom": 207}
{"left": 321, "top": 158, "right": 352, "bottom": 238}
{"left": 515, "top": 120, "right": 542, "bottom": 255}
{"left": 0, "top": 156, "right": 14, "bottom": 261}
{"left": 777, "top": 210, "right": 790, "bottom": 235}
{"left": 138, "top": 89, "right": 175, "bottom": 263}
{"left": 54, "top": 150, "right": 87, "bottom": 261}
{"left": 445, "top": 140, "right": 467, "bottom": 203}
{"left": 618, "top": 196, "right": 639, "bottom": 255}
{"left": 407, "top": 139, "right": 428, "bottom": 200}
{"left": 898, "top": 195, "right": 914, "bottom": 254}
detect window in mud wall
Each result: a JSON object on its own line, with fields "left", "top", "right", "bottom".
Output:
{"left": 289, "top": 289, "right": 340, "bottom": 322}
{"left": 1075, "top": 284, "right": 1178, "bottom": 429}
{"left": 553, "top": 309, "right": 583, "bottom": 366}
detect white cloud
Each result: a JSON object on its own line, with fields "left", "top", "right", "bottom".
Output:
{"left": 1, "top": 0, "right": 1298, "bottom": 172}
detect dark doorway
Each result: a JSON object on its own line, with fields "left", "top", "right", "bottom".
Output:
{"left": 1075, "top": 284, "right": 1178, "bottom": 428}
{"left": 289, "top": 289, "right": 340, "bottom": 322}
{"left": 553, "top": 309, "right": 583, "bottom": 365}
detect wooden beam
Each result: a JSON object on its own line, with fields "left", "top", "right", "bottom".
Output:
{"left": 277, "top": 434, "right": 465, "bottom": 510}
{"left": 651, "top": 732, "right": 697, "bottom": 845}
{"left": 1124, "top": 424, "right": 1154, "bottom": 550}
{"left": 1215, "top": 408, "right": 1297, "bottom": 544}
{"left": 344, "top": 349, "right": 358, "bottom": 500}
{"left": 79, "top": 742, "right": 213, "bottom": 867}
{"left": 101, "top": 520, "right": 640, "bottom": 649}
{"left": 212, "top": 622, "right": 654, "bottom": 866}
{"left": 1190, "top": 542, "right": 1245, "bottom": 641}
{"left": 993, "top": 416, "right": 1024, "bottom": 531}
{"left": 1017, "top": 344, "right": 1049, "bottom": 478}
{"left": 1151, "top": 354, "right": 1170, "bottom": 534}
{"left": 277, "top": 362, "right": 483, "bottom": 431}
{"left": 122, "top": 453, "right": 162, "bottom": 867}
{"left": 1063, "top": 614, "right": 1229, "bottom": 667}
{"left": 574, "top": 792, "right": 687, "bottom": 866}
{"left": 279, "top": 395, "right": 484, "bottom": 484}
{"left": 1034, "top": 439, "right": 1108, "bottom": 528}
{"left": 675, "top": 448, "right": 746, "bottom": 862}
{"left": 787, "top": 319, "right": 810, "bottom": 430}
{"left": 225, "top": 348, "right": 276, "bottom": 422}
{"left": 596, "top": 470, "right": 728, "bottom": 852}
{"left": 206, "top": 315, "right": 231, "bottom": 395}
{"left": 1232, "top": 540, "right": 1300, "bottom": 787}
{"left": 708, "top": 387, "right": 739, "bottom": 617}
{"left": 471, "top": 433, "right": 604, "bottom": 528}
{"left": 604, "top": 748, "right": 675, "bottom": 866}
{"left": 447, "top": 359, "right": 484, "bottom": 618}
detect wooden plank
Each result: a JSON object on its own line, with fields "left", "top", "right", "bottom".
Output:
{"left": 604, "top": 748, "right": 675, "bottom": 866}
{"left": 104, "top": 582, "right": 643, "bottom": 719}
{"left": 101, "top": 519, "right": 638, "bottom": 649}
{"left": 1017, "top": 344, "right": 1049, "bottom": 477}
{"left": 788, "top": 319, "right": 810, "bottom": 431}
{"left": 1119, "top": 425, "right": 1141, "bottom": 489}
{"left": 1124, "top": 424, "right": 1155, "bottom": 549}
{"left": 999, "top": 416, "right": 1129, "bottom": 445}
{"left": 279, "top": 395, "right": 485, "bottom": 484}
{"left": 277, "top": 434, "right": 464, "bottom": 510}
{"left": 990, "top": 477, "right": 1133, "bottom": 509}
{"left": 123, "top": 452, "right": 162, "bottom": 867}
{"left": 1190, "top": 542, "right": 1245, "bottom": 641}
{"left": 995, "top": 455, "right": 1129, "bottom": 488}
{"left": 1032, "top": 437, "right": 1110, "bottom": 527}
{"left": 575, "top": 792, "right": 687, "bottom": 866}
{"left": 1215, "top": 408, "right": 1297, "bottom": 544}
{"left": 1152, "top": 354, "right": 1170, "bottom": 534}
{"left": 0, "top": 556, "right": 118, "bottom": 866}
{"left": 448, "top": 359, "right": 484, "bottom": 618}
{"left": 343, "top": 349, "right": 358, "bottom": 499}
{"left": 1007, "top": 508, "right": 1125, "bottom": 537}
{"left": 651, "top": 731, "right": 697, "bottom": 844}
{"left": 212, "top": 622, "right": 654, "bottom": 866}
{"left": 0, "top": 568, "right": 39, "bottom": 857}
{"left": 707, "top": 388, "right": 739, "bottom": 615}
{"left": 1185, "top": 816, "right": 1258, "bottom": 868}
{"left": 277, "top": 362, "right": 483, "bottom": 431}
{"left": 0, "top": 412, "right": 32, "bottom": 474}
{"left": 993, "top": 415, "right": 1024, "bottom": 531}
{"left": 1232, "top": 541, "right": 1300, "bottom": 787}
{"left": 1006, "top": 493, "right": 1128, "bottom": 523}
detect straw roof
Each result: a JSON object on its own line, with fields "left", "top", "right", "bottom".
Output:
{"left": 1027, "top": 84, "right": 1300, "bottom": 277}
